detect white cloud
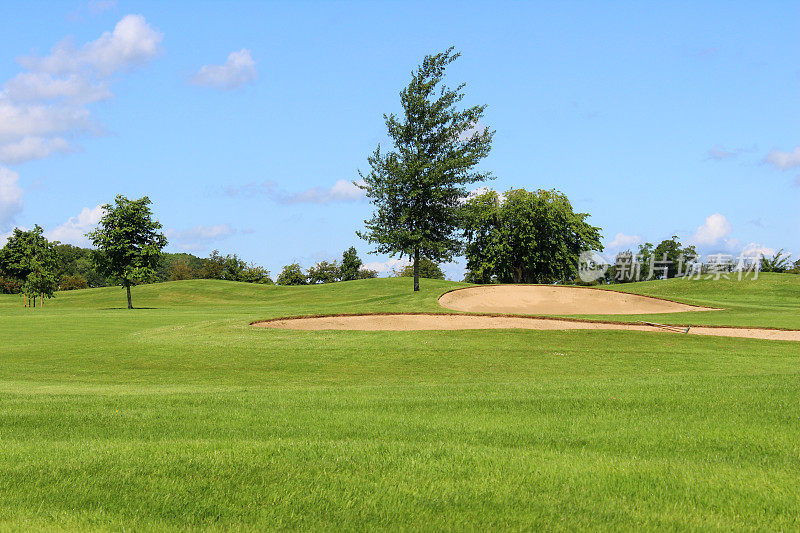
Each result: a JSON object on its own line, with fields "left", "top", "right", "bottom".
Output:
{"left": 165, "top": 224, "right": 236, "bottom": 251}
{"left": 0, "top": 136, "right": 73, "bottom": 165}
{"left": 0, "top": 99, "right": 93, "bottom": 144}
{"left": 0, "top": 15, "right": 161, "bottom": 167}
{"left": 47, "top": 204, "right": 104, "bottom": 246}
{"left": 190, "top": 49, "right": 257, "bottom": 90}
{"left": 764, "top": 147, "right": 800, "bottom": 171}
{"left": 3, "top": 72, "right": 112, "bottom": 105}
{"left": 607, "top": 232, "right": 641, "bottom": 250}
{"left": 691, "top": 213, "right": 732, "bottom": 246}
{"left": 0, "top": 167, "right": 24, "bottom": 229}
{"left": 740, "top": 242, "right": 776, "bottom": 259}
{"left": 19, "top": 15, "right": 163, "bottom": 77}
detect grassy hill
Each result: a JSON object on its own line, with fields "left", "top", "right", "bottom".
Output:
{"left": 1, "top": 276, "right": 799, "bottom": 530}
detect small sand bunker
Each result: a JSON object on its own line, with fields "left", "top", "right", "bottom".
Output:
{"left": 254, "top": 314, "right": 800, "bottom": 342}
{"left": 438, "top": 285, "right": 716, "bottom": 315}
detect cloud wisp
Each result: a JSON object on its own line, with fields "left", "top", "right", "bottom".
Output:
{"left": 190, "top": 49, "right": 257, "bottom": 90}
{"left": 226, "top": 179, "right": 366, "bottom": 204}
{"left": 165, "top": 224, "right": 237, "bottom": 252}
{"left": 764, "top": 147, "right": 800, "bottom": 171}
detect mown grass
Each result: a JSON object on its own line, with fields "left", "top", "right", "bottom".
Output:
{"left": 1, "top": 276, "right": 798, "bottom": 530}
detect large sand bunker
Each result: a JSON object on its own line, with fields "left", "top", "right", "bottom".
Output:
{"left": 438, "top": 285, "right": 716, "bottom": 315}
{"left": 254, "top": 314, "right": 800, "bottom": 342}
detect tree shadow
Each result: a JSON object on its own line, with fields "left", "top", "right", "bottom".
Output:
{"left": 98, "top": 307, "right": 160, "bottom": 310}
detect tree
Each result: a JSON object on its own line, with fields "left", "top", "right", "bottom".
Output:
{"left": 276, "top": 263, "right": 307, "bottom": 285}
{"left": 339, "top": 247, "right": 363, "bottom": 281}
{"left": 395, "top": 258, "right": 445, "bottom": 280}
{"left": 307, "top": 260, "right": 340, "bottom": 284}
{"left": 760, "top": 249, "right": 792, "bottom": 273}
{"left": 629, "top": 237, "right": 697, "bottom": 281}
{"left": 462, "top": 188, "right": 602, "bottom": 284}
{"left": 87, "top": 195, "right": 167, "bottom": 309}
{"left": 358, "top": 47, "right": 493, "bottom": 291}
{"left": 201, "top": 250, "right": 226, "bottom": 279}
{"left": 0, "top": 225, "right": 59, "bottom": 306}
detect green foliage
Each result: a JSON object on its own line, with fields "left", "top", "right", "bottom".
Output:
{"left": 240, "top": 263, "right": 273, "bottom": 284}
{"left": 358, "top": 47, "right": 493, "bottom": 291}
{"left": 395, "top": 258, "right": 445, "bottom": 280}
{"left": 0, "top": 225, "right": 59, "bottom": 303}
{"left": 276, "top": 263, "right": 307, "bottom": 285}
{"left": 59, "top": 274, "right": 89, "bottom": 290}
{"left": 308, "top": 260, "right": 340, "bottom": 284}
{"left": 53, "top": 244, "right": 110, "bottom": 287}
{"left": 339, "top": 247, "right": 363, "bottom": 281}
{"left": 462, "top": 188, "right": 602, "bottom": 284}
{"left": 87, "top": 195, "right": 168, "bottom": 308}
{"left": 760, "top": 249, "right": 792, "bottom": 273}
{"left": 640, "top": 237, "right": 697, "bottom": 280}
{"left": 157, "top": 252, "right": 207, "bottom": 281}
{"left": 609, "top": 236, "right": 698, "bottom": 283}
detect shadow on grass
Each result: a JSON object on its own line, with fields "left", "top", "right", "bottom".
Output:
{"left": 98, "top": 307, "right": 159, "bottom": 310}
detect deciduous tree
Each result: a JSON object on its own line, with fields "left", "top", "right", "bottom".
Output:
{"left": 339, "top": 247, "right": 363, "bottom": 281}
{"left": 308, "top": 260, "right": 340, "bottom": 284}
{"left": 87, "top": 195, "right": 167, "bottom": 309}
{"left": 0, "top": 225, "right": 59, "bottom": 306}
{"left": 276, "top": 263, "right": 307, "bottom": 286}
{"left": 462, "top": 188, "right": 602, "bottom": 284}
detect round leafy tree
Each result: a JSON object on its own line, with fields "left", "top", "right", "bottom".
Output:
{"left": 87, "top": 195, "right": 167, "bottom": 309}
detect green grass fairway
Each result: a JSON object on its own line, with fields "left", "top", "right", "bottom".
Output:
{"left": 2, "top": 275, "right": 799, "bottom": 530}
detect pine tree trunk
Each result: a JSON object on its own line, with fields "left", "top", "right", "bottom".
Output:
{"left": 413, "top": 248, "right": 420, "bottom": 292}
{"left": 126, "top": 283, "right": 133, "bottom": 309}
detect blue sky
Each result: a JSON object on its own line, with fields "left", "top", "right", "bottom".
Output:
{"left": 1, "top": 0, "right": 798, "bottom": 279}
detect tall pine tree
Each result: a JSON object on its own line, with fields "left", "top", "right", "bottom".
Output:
{"left": 357, "top": 47, "right": 493, "bottom": 291}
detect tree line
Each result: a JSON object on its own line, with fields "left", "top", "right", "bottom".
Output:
{"left": 4, "top": 47, "right": 795, "bottom": 305}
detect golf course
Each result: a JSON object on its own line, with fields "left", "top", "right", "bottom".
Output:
{"left": 2, "top": 273, "right": 799, "bottom": 530}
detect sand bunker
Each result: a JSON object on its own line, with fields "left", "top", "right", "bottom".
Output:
{"left": 254, "top": 314, "right": 800, "bottom": 342}
{"left": 438, "top": 285, "right": 716, "bottom": 315}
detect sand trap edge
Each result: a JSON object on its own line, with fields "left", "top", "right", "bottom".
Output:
{"left": 437, "top": 284, "right": 721, "bottom": 313}
{"left": 250, "top": 312, "right": 799, "bottom": 333}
